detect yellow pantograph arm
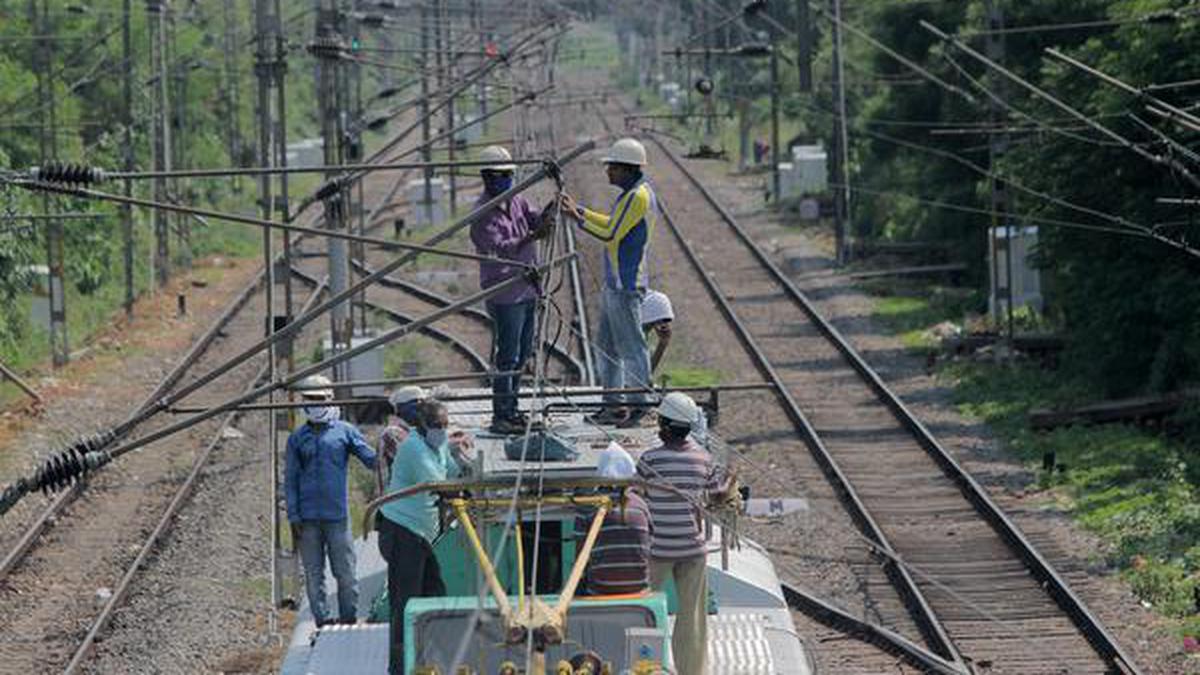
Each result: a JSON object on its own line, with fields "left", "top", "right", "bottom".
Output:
{"left": 554, "top": 500, "right": 610, "bottom": 617}
{"left": 449, "top": 499, "right": 513, "bottom": 624}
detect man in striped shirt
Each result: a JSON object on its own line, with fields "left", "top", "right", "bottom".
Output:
{"left": 636, "top": 392, "right": 722, "bottom": 675}
{"left": 575, "top": 443, "right": 652, "bottom": 595}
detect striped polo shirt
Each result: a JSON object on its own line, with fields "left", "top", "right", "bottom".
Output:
{"left": 574, "top": 491, "right": 652, "bottom": 595}
{"left": 636, "top": 438, "right": 720, "bottom": 560}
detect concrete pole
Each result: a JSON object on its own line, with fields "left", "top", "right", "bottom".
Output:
{"left": 420, "top": 5, "right": 434, "bottom": 226}
{"left": 316, "top": 1, "right": 350, "bottom": 380}
{"left": 984, "top": 0, "right": 1014, "bottom": 342}
{"left": 34, "top": 0, "right": 68, "bottom": 366}
{"left": 150, "top": 0, "right": 171, "bottom": 286}
{"left": 770, "top": 47, "right": 781, "bottom": 204}
{"left": 796, "top": 0, "right": 812, "bottom": 93}
{"left": 122, "top": 0, "right": 135, "bottom": 317}
{"left": 442, "top": 0, "right": 458, "bottom": 216}
{"left": 274, "top": 0, "right": 294, "bottom": 323}
{"left": 253, "top": 0, "right": 280, "bottom": 612}
{"left": 830, "top": 0, "right": 850, "bottom": 265}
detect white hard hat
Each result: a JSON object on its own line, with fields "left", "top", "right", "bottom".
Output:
{"left": 596, "top": 441, "right": 636, "bottom": 479}
{"left": 601, "top": 138, "right": 647, "bottom": 166}
{"left": 479, "top": 145, "right": 516, "bottom": 172}
{"left": 657, "top": 391, "right": 699, "bottom": 425}
{"left": 298, "top": 374, "right": 334, "bottom": 399}
{"left": 640, "top": 290, "right": 674, "bottom": 326}
{"left": 388, "top": 385, "right": 428, "bottom": 408}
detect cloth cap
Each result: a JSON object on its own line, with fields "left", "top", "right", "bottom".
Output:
{"left": 596, "top": 442, "right": 636, "bottom": 479}
{"left": 640, "top": 290, "right": 674, "bottom": 326}
{"left": 601, "top": 138, "right": 648, "bottom": 166}
{"left": 479, "top": 145, "right": 516, "bottom": 172}
{"left": 388, "top": 385, "right": 428, "bottom": 409}
{"left": 297, "top": 374, "right": 334, "bottom": 399}
{"left": 657, "top": 391, "right": 699, "bottom": 425}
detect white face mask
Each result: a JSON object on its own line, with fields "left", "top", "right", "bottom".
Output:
{"left": 303, "top": 405, "right": 340, "bottom": 424}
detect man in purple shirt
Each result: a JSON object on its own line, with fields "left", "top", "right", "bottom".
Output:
{"left": 470, "top": 146, "right": 552, "bottom": 434}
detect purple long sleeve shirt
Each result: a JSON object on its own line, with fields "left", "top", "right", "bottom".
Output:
{"left": 469, "top": 193, "right": 541, "bottom": 305}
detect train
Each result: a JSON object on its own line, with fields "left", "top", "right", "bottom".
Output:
{"left": 280, "top": 389, "right": 815, "bottom": 675}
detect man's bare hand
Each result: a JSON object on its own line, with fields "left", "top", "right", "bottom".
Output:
{"left": 559, "top": 193, "right": 583, "bottom": 219}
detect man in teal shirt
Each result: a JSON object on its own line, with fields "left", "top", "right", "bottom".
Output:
{"left": 377, "top": 398, "right": 471, "bottom": 674}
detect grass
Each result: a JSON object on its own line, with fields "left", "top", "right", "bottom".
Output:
{"left": 657, "top": 364, "right": 722, "bottom": 388}
{"left": 863, "top": 281, "right": 1200, "bottom": 640}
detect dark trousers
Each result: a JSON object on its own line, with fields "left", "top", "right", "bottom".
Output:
{"left": 378, "top": 517, "right": 445, "bottom": 675}
{"left": 487, "top": 299, "right": 536, "bottom": 419}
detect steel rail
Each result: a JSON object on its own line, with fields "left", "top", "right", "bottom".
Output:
{"left": 652, "top": 175, "right": 966, "bottom": 669}
{"left": 0, "top": 262, "right": 271, "bottom": 580}
{"left": 651, "top": 135, "right": 1142, "bottom": 674}
{"left": 290, "top": 266, "right": 490, "bottom": 373}
{"left": 60, "top": 277, "right": 327, "bottom": 675}
{"left": 780, "top": 583, "right": 966, "bottom": 675}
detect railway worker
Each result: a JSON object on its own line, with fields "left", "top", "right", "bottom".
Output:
{"left": 575, "top": 443, "right": 652, "bottom": 596}
{"left": 469, "top": 145, "right": 555, "bottom": 435}
{"left": 560, "top": 138, "right": 657, "bottom": 427}
{"left": 640, "top": 289, "right": 674, "bottom": 375}
{"left": 284, "top": 374, "right": 378, "bottom": 628}
{"left": 637, "top": 392, "right": 726, "bottom": 675}
{"left": 377, "top": 398, "right": 473, "bottom": 675}
{"left": 374, "top": 385, "right": 428, "bottom": 497}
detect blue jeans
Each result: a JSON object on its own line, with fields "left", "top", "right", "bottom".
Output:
{"left": 595, "top": 288, "right": 651, "bottom": 405}
{"left": 487, "top": 300, "right": 536, "bottom": 419}
{"left": 296, "top": 519, "right": 358, "bottom": 624}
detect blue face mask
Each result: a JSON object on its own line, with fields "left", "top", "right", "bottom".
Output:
{"left": 424, "top": 428, "right": 448, "bottom": 450}
{"left": 483, "top": 173, "right": 513, "bottom": 196}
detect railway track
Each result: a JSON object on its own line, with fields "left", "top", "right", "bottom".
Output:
{"left": 641, "top": 133, "right": 1140, "bottom": 673}
{"left": 0, "top": 100, "right": 514, "bottom": 669}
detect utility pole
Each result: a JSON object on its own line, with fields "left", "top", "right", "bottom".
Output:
{"left": 770, "top": 44, "right": 781, "bottom": 204}
{"left": 33, "top": 0, "right": 68, "bottom": 366}
{"left": 315, "top": 0, "right": 351, "bottom": 383}
{"left": 830, "top": 0, "right": 850, "bottom": 266}
{"left": 796, "top": 0, "right": 812, "bottom": 92}
{"left": 148, "top": 0, "right": 171, "bottom": 286}
{"left": 122, "top": 0, "right": 135, "bottom": 317}
{"left": 169, "top": 10, "right": 190, "bottom": 270}
{"left": 222, "top": 0, "right": 244, "bottom": 185}
{"left": 442, "top": 0, "right": 458, "bottom": 216}
{"left": 419, "top": 4, "right": 434, "bottom": 226}
{"left": 984, "top": 0, "right": 1014, "bottom": 343}
{"left": 474, "top": 0, "right": 488, "bottom": 135}
{"left": 253, "top": 0, "right": 280, "bottom": 611}
{"left": 274, "top": 0, "right": 293, "bottom": 324}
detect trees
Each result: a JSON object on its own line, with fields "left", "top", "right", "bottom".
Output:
{"left": 834, "top": 0, "right": 1200, "bottom": 395}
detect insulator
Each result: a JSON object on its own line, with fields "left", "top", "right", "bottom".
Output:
{"left": 30, "top": 162, "right": 106, "bottom": 186}
{"left": 306, "top": 36, "right": 346, "bottom": 60}
{"left": 34, "top": 429, "right": 115, "bottom": 493}
{"left": 314, "top": 176, "right": 346, "bottom": 202}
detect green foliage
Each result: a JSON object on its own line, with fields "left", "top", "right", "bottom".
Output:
{"left": 791, "top": 0, "right": 1200, "bottom": 397}
{"left": 944, "top": 358, "right": 1199, "bottom": 626}
{"left": 0, "top": 1, "right": 320, "bottom": 371}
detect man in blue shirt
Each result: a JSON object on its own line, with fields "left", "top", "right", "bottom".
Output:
{"left": 377, "top": 398, "right": 471, "bottom": 674}
{"left": 285, "top": 374, "right": 377, "bottom": 627}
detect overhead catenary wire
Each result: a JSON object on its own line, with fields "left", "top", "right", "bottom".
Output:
{"left": 921, "top": 20, "right": 1200, "bottom": 191}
